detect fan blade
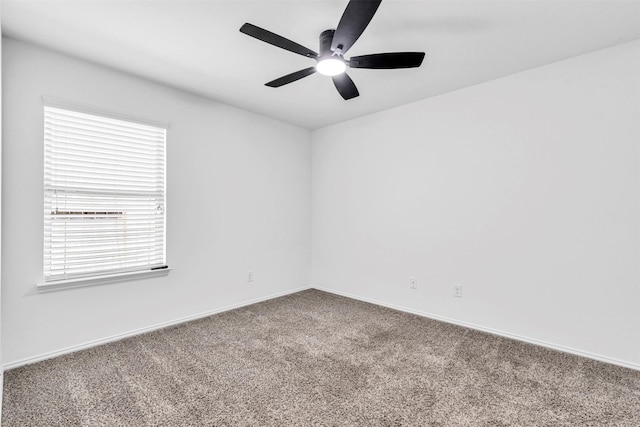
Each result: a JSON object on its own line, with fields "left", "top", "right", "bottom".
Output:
{"left": 331, "top": 0, "right": 382, "bottom": 55}
{"left": 240, "top": 23, "right": 318, "bottom": 58}
{"left": 332, "top": 73, "right": 359, "bottom": 100}
{"left": 349, "top": 52, "right": 425, "bottom": 69}
{"left": 265, "top": 67, "right": 317, "bottom": 87}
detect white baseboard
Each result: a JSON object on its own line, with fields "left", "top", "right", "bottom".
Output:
{"left": 5, "top": 285, "right": 638, "bottom": 373}
{"left": 3, "top": 286, "right": 312, "bottom": 371}
{"left": 313, "top": 286, "right": 640, "bottom": 372}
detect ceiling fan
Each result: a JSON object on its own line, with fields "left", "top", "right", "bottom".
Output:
{"left": 239, "top": 0, "right": 425, "bottom": 100}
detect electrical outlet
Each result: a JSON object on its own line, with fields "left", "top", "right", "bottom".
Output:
{"left": 247, "top": 271, "right": 254, "bottom": 282}
{"left": 410, "top": 276, "right": 417, "bottom": 289}
{"left": 453, "top": 284, "right": 463, "bottom": 298}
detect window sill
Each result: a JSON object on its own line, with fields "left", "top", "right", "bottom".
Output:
{"left": 36, "top": 267, "right": 172, "bottom": 292}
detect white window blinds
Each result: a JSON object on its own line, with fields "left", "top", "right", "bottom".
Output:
{"left": 44, "top": 106, "right": 167, "bottom": 282}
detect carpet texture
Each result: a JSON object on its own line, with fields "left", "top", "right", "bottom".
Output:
{"left": 3, "top": 289, "right": 640, "bottom": 426}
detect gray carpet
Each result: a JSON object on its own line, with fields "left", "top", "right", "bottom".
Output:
{"left": 3, "top": 289, "right": 640, "bottom": 426}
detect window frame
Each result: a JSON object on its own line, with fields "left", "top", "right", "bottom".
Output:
{"left": 38, "top": 98, "right": 170, "bottom": 291}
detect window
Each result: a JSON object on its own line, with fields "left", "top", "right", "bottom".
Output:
{"left": 43, "top": 105, "right": 167, "bottom": 285}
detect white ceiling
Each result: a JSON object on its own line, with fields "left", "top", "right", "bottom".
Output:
{"left": 2, "top": 0, "right": 640, "bottom": 129}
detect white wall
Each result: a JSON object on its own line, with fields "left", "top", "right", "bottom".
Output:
{"left": 0, "top": 6, "right": 4, "bottom": 411}
{"left": 2, "top": 38, "right": 311, "bottom": 366}
{"left": 3, "top": 35, "right": 640, "bottom": 370}
{"left": 312, "top": 40, "right": 640, "bottom": 367}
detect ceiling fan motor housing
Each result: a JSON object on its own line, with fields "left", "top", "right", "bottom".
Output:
{"left": 319, "top": 29, "right": 339, "bottom": 60}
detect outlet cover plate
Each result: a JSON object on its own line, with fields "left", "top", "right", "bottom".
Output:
{"left": 453, "top": 284, "right": 463, "bottom": 297}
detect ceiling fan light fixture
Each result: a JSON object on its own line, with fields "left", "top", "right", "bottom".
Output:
{"left": 316, "top": 58, "right": 347, "bottom": 76}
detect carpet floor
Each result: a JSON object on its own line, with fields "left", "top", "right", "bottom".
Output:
{"left": 3, "top": 289, "right": 640, "bottom": 426}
